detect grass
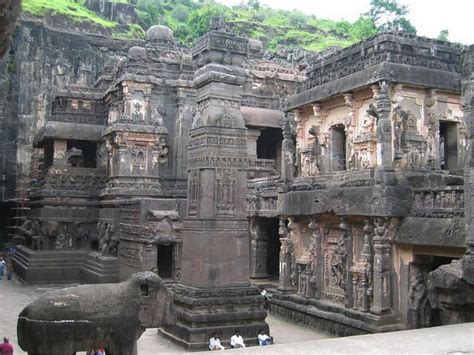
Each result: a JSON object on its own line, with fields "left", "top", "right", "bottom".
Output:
{"left": 22, "top": 0, "right": 118, "bottom": 28}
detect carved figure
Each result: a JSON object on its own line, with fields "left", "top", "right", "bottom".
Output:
{"left": 408, "top": 266, "right": 431, "bottom": 328}
{"left": 99, "top": 224, "right": 118, "bottom": 256}
{"left": 17, "top": 272, "right": 176, "bottom": 355}
{"left": 331, "top": 235, "right": 347, "bottom": 290}
{"left": 55, "top": 225, "right": 73, "bottom": 249}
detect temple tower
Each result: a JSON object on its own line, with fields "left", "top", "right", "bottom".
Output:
{"left": 161, "top": 25, "right": 268, "bottom": 350}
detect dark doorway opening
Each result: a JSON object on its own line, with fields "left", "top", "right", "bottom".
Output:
{"left": 257, "top": 128, "right": 283, "bottom": 174}
{"left": 331, "top": 124, "right": 346, "bottom": 171}
{"left": 157, "top": 244, "right": 174, "bottom": 279}
{"left": 67, "top": 140, "right": 97, "bottom": 168}
{"left": 439, "top": 121, "right": 458, "bottom": 171}
{"left": 266, "top": 218, "right": 281, "bottom": 281}
{"left": 411, "top": 254, "right": 459, "bottom": 328}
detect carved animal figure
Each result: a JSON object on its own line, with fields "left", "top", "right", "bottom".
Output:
{"left": 17, "top": 272, "right": 176, "bottom": 355}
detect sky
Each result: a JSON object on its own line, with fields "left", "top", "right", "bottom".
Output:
{"left": 216, "top": 0, "right": 474, "bottom": 44}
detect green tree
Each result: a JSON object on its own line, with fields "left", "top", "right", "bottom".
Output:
{"left": 437, "top": 29, "right": 449, "bottom": 41}
{"left": 365, "top": 0, "right": 416, "bottom": 34}
{"left": 136, "top": 0, "right": 165, "bottom": 27}
{"left": 350, "top": 16, "right": 378, "bottom": 40}
{"left": 247, "top": 0, "right": 260, "bottom": 10}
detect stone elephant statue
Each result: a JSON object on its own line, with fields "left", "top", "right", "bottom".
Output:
{"left": 17, "top": 272, "right": 176, "bottom": 355}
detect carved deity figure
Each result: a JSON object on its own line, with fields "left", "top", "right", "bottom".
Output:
{"left": 408, "top": 265, "right": 431, "bottom": 328}
{"left": 359, "top": 149, "right": 371, "bottom": 169}
{"left": 361, "top": 111, "right": 376, "bottom": 135}
{"left": 331, "top": 234, "right": 347, "bottom": 290}
{"left": 56, "top": 225, "right": 73, "bottom": 250}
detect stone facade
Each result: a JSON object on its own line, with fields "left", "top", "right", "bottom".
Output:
{"left": 2, "top": 15, "right": 474, "bottom": 347}
{"left": 245, "top": 32, "right": 472, "bottom": 335}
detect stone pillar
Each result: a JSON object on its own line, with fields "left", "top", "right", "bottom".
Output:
{"left": 161, "top": 26, "right": 268, "bottom": 350}
{"left": 250, "top": 217, "right": 269, "bottom": 279}
{"left": 375, "top": 81, "right": 393, "bottom": 167}
{"left": 308, "top": 219, "right": 322, "bottom": 299}
{"left": 53, "top": 139, "right": 67, "bottom": 164}
{"left": 371, "top": 217, "right": 392, "bottom": 314}
{"left": 281, "top": 114, "right": 294, "bottom": 180}
{"left": 463, "top": 45, "right": 474, "bottom": 283}
{"left": 277, "top": 217, "right": 294, "bottom": 292}
{"left": 340, "top": 216, "right": 353, "bottom": 309}
{"left": 247, "top": 128, "right": 261, "bottom": 160}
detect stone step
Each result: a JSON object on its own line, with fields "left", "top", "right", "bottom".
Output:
{"left": 12, "top": 245, "right": 90, "bottom": 283}
{"left": 80, "top": 252, "right": 119, "bottom": 284}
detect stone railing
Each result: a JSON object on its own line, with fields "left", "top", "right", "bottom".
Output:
{"left": 303, "top": 32, "right": 462, "bottom": 90}
{"left": 248, "top": 158, "right": 277, "bottom": 179}
{"left": 247, "top": 176, "right": 279, "bottom": 217}
{"left": 49, "top": 111, "right": 106, "bottom": 125}
{"left": 411, "top": 186, "right": 464, "bottom": 218}
{"left": 34, "top": 166, "right": 106, "bottom": 194}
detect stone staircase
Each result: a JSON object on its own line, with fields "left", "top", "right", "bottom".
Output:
{"left": 81, "top": 251, "right": 119, "bottom": 284}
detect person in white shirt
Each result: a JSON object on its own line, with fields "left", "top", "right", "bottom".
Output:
{"left": 230, "top": 330, "right": 246, "bottom": 348}
{"left": 257, "top": 329, "right": 272, "bottom": 346}
{"left": 209, "top": 333, "right": 225, "bottom": 350}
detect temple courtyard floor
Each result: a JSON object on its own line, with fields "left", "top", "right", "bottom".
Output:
{"left": 1, "top": 276, "right": 473, "bottom": 354}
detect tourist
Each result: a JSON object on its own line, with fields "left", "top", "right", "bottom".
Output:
{"left": 0, "top": 337, "right": 14, "bottom": 355}
{"left": 96, "top": 347, "right": 106, "bottom": 355}
{"left": 89, "top": 349, "right": 95, "bottom": 355}
{"left": 260, "top": 287, "right": 269, "bottom": 308}
{"left": 0, "top": 259, "right": 5, "bottom": 280}
{"left": 257, "top": 329, "right": 272, "bottom": 346}
{"left": 209, "top": 332, "right": 224, "bottom": 350}
{"left": 6, "top": 261, "right": 12, "bottom": 280}
{"left": 230, "top": 330, "right": 246, "bottom": 348}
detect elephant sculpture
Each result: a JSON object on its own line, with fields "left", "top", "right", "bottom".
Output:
{"left": 17, "top": 272, "right": 176, "bottom": 355}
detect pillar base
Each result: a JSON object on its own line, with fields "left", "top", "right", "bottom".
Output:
{"left": 161, "top": 284, "right": 269, "bottom": 350}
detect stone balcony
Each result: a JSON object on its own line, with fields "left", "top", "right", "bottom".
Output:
{"left": 30, "top": 166, "right": 106, "bottom": 198}
{"left": 248, "top": 158, "right": 278, "bottom": 179}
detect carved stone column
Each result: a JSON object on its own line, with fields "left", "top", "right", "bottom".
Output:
{"left": 247, "top": 128, "right": 262, "bottom": 161}
{"left": 249, "top": 217, "right": 268, "bottom": 279}
{"left": 277, "top": 217, "right": 294, "bottom": 292}
{"left": 162, "top": 27, "right": 268, "bottom": 349}
{"left": 375, "top": 81, "right": 393, "bottom": 167}
{"left": 281, "top": 114, "right": 294, "bottom": 180}
{"left": 308, "top": 219, "right": 322, "bottom": 299}
{"left": 339, "top": 217, "right": 353, "bottom": 308}
{"left": 371, "top": 217, "right": 392, "bottom": 314}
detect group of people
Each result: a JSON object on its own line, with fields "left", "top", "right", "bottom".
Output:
{"left": 0, "top": 259, "right": 13, "bottom": 280}
{"left": 209, "top": 329, "right": 273, "bottom": 350}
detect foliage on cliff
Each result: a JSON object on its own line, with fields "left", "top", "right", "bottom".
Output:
{"left": 135, "top": 0, "right": 379, "bottom": 51}
{"left": 22, "top": 0, "right": 118, "bottom": 28}
{"left": 21, "top": 0, "right": 420, "bottom": 52}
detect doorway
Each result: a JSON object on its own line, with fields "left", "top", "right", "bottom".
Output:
{"left": 157, "top": 244, "right": 174, "bottom": 279}
{"left": 331, "top": 124, "right": 346, "bottom": 171}
{"left": 439, "top": 121, "right": 458, "bottom": 171}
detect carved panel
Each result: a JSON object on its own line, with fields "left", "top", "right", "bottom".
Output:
{"left": 119, "top": 246, "right": 142, "bottom": 267}
{"left": 322, "top": 228, "right": 347, "bottom": 304}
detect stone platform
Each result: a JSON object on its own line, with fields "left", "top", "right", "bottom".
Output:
{"left": 12, "top": 245, "right": 91, "bottom": 283}
{"left": 161, "top": 284, "right": 269, "bottom": 350}
{"left": 270, "top": 291, "right": 402, "bottom": 336}
{"left": 80, "top": 252, "right": 120, "bottom": 284}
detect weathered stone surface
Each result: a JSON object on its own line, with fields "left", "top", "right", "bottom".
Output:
{"left": 17, "top": 272, "right": 176, "bottom": 354}
{"left": 0, "top": 0, "right": 20, "bottom": 58}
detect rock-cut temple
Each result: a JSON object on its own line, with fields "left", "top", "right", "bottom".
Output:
{"left": 0, "top": 12, "right": 473, "bottom": 350}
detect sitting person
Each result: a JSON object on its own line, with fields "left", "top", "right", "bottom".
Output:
{"left": 257, "top": 329, "right": 272, "bottom": 346}
{"left": 209, "top": 332, "right": 225, "bottom": 351}
{"left": 230, "top": 330, "right": 246, "bottom": 348}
